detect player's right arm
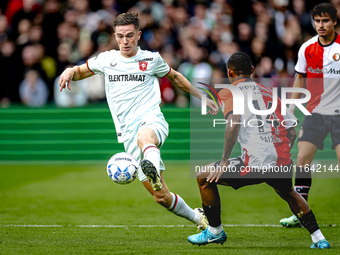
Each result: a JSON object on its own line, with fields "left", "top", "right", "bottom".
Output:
{"left": 59, "top": 64, "right": 94, "bottom": 92}
{"left": 206, "top": 113, "right": 240, "bottom": 183}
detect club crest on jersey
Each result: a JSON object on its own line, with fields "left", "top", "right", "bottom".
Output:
{"left": 139, "top": 61, "right": 148, "bottom": 71}
{"left": 333, "top": 53, "right": 340, "bottom": 61}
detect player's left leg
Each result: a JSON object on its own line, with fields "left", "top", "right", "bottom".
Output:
{"left": 137, "top": 127, "right": 208, "bottom": 230}
{"left": 274, "top": 187, "right": 330, "bottom": 249}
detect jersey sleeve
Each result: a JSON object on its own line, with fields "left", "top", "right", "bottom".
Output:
{"left": 218, "top": 88, "right": 233, "bottom": 118}
{"left": 154, "top": 52, "right": 171, "bottom": 78}
{"left": 87, "top": 52, "right": 106, "bottom": 75}
{"left": 295, "top": 43, "right": 308, "bottom": 74}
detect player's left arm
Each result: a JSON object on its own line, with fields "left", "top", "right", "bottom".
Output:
{"left": 206, "top": 113, "right": 240, "bottom": 183}
{"left": 286, "top": 127, "right": 297, "bottom": 149}
{"left": 165, "top": 68, "right": 218, "bottom": 115}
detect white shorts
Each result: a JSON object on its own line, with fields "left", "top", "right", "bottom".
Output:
{"left": 123, "top": 114, "right": 169, "bottom": 182}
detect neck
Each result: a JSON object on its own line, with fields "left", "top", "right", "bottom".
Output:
{"left": 319, "top": 31, "right": 336, "bottom": 46}
{"left": 231, "top": 75, "right": 250, "bottom": 82}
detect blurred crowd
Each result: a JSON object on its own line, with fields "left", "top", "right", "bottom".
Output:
{"left": 0, "top": 0, "right": 338, "bottom": 108}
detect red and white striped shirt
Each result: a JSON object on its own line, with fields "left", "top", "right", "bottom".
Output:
{"left": 295, "top": 33, "right": 340, "bottom": 115}
{"left": 219, "top": 78, "right": 296, "bottom": 168}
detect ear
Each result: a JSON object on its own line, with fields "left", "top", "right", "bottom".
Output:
{"left": 250, "top": 66, "right": 255, "bottom": 74}
{"left": 228, "top": 69, "right": 234, "bottom": 78}
{"left": 137, "top": 30, "right": 142, "bottom": 40}
{"left": 334, "top": 19, "right": 337, "bottom": 27}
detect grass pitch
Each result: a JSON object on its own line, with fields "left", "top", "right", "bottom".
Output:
{"left": 0, "top": 162, "right": 339, "bottom": 254}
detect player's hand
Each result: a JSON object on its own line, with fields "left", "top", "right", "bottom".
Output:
{"left": 206, "top": 169, "right": 224, "bottom": 183}
{"left": 290, "top": 109, "right": 295, "bottom": 115}
{"left": 59, "top": 67, "right": 75, "bottom": 92}
{"left": 206, "top": 98, "right": 219, "bottom": 115}
{"left": 206, "top": 160, "right": 229, "bottom": 183}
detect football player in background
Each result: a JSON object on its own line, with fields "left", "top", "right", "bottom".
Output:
{"left": 187, "top": 52, "right": 330, "bottom": 249}
{"left": 280, "top": 2, "right": 340, "bottom": 228}
{"left": 59, "top": 12, "right": 218, "bottom": 231}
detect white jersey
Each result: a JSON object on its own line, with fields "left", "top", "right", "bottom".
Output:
{"left": 219, "top": 78, "right": 297, "bottom": 168}
{"left": 87, "top": 47, "right": 171, "bottom": 143}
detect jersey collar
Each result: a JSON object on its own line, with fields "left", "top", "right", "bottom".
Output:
{"left": 318, "top": 32, "right": 338, "bottom": 47}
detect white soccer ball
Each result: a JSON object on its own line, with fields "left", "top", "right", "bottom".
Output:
{"left": 107, "top": 152, "right": 138, "bottom": 184}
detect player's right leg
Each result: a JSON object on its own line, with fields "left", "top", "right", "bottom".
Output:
{"left": 275, "top": 188, "right": 330, "bottom": 249}
{"left": 280, "top": 141, "right": 317, "bottom": 228}
{"left": 188, "top": 162, "right": 227, "bottom": 245}
{"left": 141, "top": 173, "right": 208, "bottom": 230}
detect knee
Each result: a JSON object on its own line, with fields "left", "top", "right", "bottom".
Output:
{"left": 297, "top": 152, "right": 312, "bottom": 166}
{"left": 137, "top": 134, "right": 148, "bottom": 149}
{"left": 196, "top": 171, "right": 209, "bottom": 187}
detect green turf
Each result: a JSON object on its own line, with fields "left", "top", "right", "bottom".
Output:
{"left": 0, "top": 162, "right": 339, "bottom": 254}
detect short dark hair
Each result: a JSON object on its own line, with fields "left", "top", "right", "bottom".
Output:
{"left": 227, "top": 52, "right": 252, "bottom": 75}
{"left": 311, "top": 3, "right": 337, "bottom": 21}
{"left": 113, "top": 12, "right": 140, "bottom": 31}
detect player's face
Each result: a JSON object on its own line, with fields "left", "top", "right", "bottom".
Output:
{"left": 314, "top": 14, "right": 336, "bottom": 39}
{"left": 114, "top": 24, "right": 141, "bottom": 58}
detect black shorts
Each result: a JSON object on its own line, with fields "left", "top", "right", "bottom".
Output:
{"left": 214, "top": 157, "right": 293, "bottom": 193}
{"left": 298, "top": 114, "right": 340, "bottom": 150}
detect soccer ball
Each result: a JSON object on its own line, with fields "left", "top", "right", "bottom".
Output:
{"left": 107, "top": 152, "right": 138, "bottom": 184}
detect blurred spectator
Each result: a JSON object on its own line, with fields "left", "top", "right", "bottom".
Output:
{"left": 178, "top": 43, "right": 213, "bottom": 107}
{"left": 135, "top": 0, "right": 165, "bottom": 25}
{"left": 19, "top": 69, "right": 48, "bottom": 107}
{"left": 1, "top": 0, "right": 321, "bottom": 107}
{"left": 292, "top": 0, "right": 315, "bottom": 39}
{"left": 54, "top": 73, "right": 88, "bottom": 107}
{"left": 0, "top": 15, "right": 9, "bottom": 44}
{"left": 0, "top": 41, "right": 16, "bottom": 107}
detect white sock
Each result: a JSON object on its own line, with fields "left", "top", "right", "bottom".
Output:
{"left": 168, "top": 193, "right": 195, "bottom": 222}
{"left": 208, "top": 225, "right": 223, "bottom": 235}
{"left": 192, "top": 210, "right": 201, "bottom": 224}
{"left": 142, "top": 144, "right": 160, "bottom": 173}
{"left": 311, "top": 229, "right": 325, "bottom": 243}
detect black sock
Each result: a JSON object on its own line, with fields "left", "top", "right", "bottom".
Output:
{"left": 295, "top": 167, "right": 312, "bottom": 201}
{"left": 202, "top": 204, "right": 221, "bottom": 227}
{"left": 299, "top": 210, "right": 319, "bottom": 234}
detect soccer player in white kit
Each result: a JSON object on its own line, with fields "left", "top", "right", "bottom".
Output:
{"left": 280, "top": 3, "right": 340, "bottom": 228}
{"left": 59, "top": 13, "right": 218, "bottom": 231}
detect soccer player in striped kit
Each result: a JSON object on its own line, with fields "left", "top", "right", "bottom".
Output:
{"left": 187, "top": 52, "right": 329, "bottom": 249}
{"left": 280, "top": 2, "right": 340, "bottom": 228}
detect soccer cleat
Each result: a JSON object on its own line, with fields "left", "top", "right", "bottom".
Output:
{"left": 310, "top": 239, "right": 330, "bottom": 249}
{"left": 188, "top": 228, "right": 227, "bottom": 246}
{"left": 141, "top": 159, "right": 162, "bottom": 191}
{"left": 194, "top": 208, "right": 208, "bottom": 231}
{"left": 280, "top": 214, "right": 302, "bottom": 228}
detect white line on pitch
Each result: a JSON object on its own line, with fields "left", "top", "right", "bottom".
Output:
{"left": 1, "top": 224, "right": 338, "bottom": 228}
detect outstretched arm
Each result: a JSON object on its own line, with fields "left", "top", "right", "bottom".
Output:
{"left": 165, "top": 68, "right": 218, "bottom": 115}
{"left": 206, "top": 114, "right": 240, "bottom": 183}
{"left": 59, "top": 63, "right": 94, "bottom": 92}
